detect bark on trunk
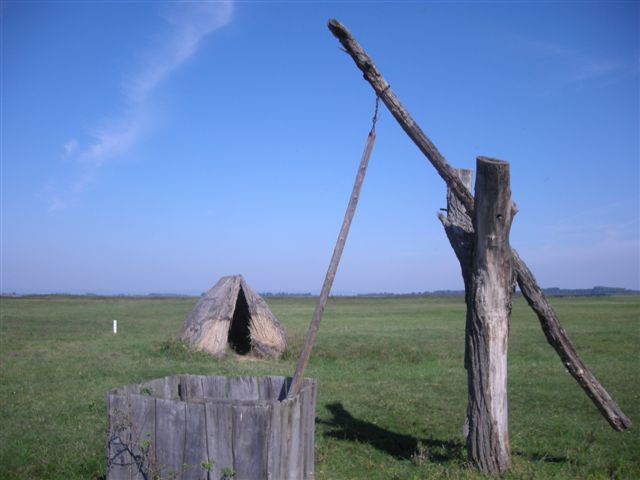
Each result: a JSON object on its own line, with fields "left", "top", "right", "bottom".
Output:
{"left": 439, "top": 169, "right": 474, "bottom": 439}
{"left": 465, "top": 157, "right": 516, "bottom": 473}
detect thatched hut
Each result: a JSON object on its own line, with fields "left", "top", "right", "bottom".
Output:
{"left": 180, "top": 275, "right": 287, "bottom": 358}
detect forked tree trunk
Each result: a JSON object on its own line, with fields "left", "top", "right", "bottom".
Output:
{"left": 439, "top": 168, "right": 473, "bottom": 437}
{"left": 441, "top": 159, "right": 516, "bottom": 473}
{"left": 465, "top": 157, "right": 516, "bottom": 473}
{"left": 328, "top": 18, "right": 630, "bottom": 433}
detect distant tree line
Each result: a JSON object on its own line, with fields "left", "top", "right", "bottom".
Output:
{"left": 2, "top": 286, "right": 638, "bottom": 298}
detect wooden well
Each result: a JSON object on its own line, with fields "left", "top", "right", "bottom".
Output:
{"left": 107, "top": 375, "right": 316, "bottom": 480}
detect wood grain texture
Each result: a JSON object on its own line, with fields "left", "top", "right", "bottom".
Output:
{"left": 328, "top": 18, "right": 630, "bottom": 432}
{"left": 155, "top": 398, "right": 186, "bottom": 479}
{"left": 183, "top": 402, "right": 208, "bottom": 480}
{"left": 205, "top": 402, "right": 234, "bottom": 480}
{"left": 302, "top": 380, "right": 317, "bottom": 479}
{"left": 202, "top": 375, "right": 228, "bottom": 399}
{"left": 285, "top": 394, "right": 302, "bottom": 480}
{"left": 107, "top": 394, "right": 131, "bottom": 480}
{"left": 228, "top": 376, "right": 260, "bottom": 402}
{"left": 232, "top": 404, "right": 271, "bottom": 479}
{"left": 267, "top": 399, "right": 284, "bottom": 480}
{"left": 465, "top": 158, "right": 516, "bottom": 473}
{"left": 130, "top": 394, "right": 156, "bottom": 480}
{"left": 439, "top": 168, "right": 474, "bottom": 292}
{"left": 107, "top": 375, "right": 316, "bottom": 480}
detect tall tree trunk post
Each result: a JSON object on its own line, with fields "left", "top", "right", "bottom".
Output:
{"left": 466, "top": 157, "right": 516, "bottom": 473}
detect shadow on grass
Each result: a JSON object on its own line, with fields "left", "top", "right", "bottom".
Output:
{"left": 320, "top": 402, "right": 569, "bottom": 466}
{"left": 513, "top": 451, "right": 568, "bottom": 464}
{"left": 319, "top": 402, "right": 465, "bottom": 463}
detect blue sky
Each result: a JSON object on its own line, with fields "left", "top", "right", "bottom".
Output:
{"left": 2, "top": 1, "right": 638, "bottom": 294}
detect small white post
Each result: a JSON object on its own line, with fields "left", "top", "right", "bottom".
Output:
{"left": 113, "top": 320, "right": 117, "bottom": 334}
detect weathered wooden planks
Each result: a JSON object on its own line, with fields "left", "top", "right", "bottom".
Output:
{"left": 106, "top": 375, "right": 316, "bottom": 480}
{"left": 183, "top": 402, "right": 207, "bottom": 480}
{"left": 130, "top": 393, "right": 155, "bottom": 480}
{"left": 155, "top": 398, "right": 187, "bottom": 479}
{"left": 107, "top": 394, "right": 131, "bottom": 480}
{"left": 205, "top": 402, "right": 234, "bottom": 479}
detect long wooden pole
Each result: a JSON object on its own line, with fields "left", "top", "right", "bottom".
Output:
{"left": 288, "top": 131, "right": 376, "bottom": 398}
{"left": 327, "top": 18, "right": 631, "bottom": 431}
{"left": 327, "top": 20, "right": 474, "bottom": 215}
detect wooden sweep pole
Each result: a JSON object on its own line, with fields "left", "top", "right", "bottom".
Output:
{"left": 327, "top": 18, "right": 631, "bottom": 431}
{"left": 289, "top": 130, "right": 376, "bottom": 398}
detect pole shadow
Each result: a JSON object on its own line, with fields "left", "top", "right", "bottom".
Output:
{"left": 319, "top": 402, "right": 570, "bottom": 466}
{"left": 318, "top": 402, "right": 465, "bottom": 463}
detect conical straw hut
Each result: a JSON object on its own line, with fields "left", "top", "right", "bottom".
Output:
{"left": 180, "top": 275, "right": 287, "bottom": 358}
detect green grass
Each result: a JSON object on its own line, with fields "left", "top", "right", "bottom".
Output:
{"left": 0, "top": 295, "right": 638, "bottom": 479}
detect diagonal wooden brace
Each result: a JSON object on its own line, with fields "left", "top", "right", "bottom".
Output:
{"left": 328, "top": 18, "right": 631, "bottom": 431}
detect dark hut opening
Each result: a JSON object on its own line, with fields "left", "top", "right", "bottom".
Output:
{"left": 228, "top": 286, "right": 252, "bottom": 354}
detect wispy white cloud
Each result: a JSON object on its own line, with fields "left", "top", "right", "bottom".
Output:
{"left": 566, "top": 58, "right": 623, "bottom": 83}
{"left": 515, "top": 36, "right": 633, "bottom": 95}
{"left": 516, "top": 201, "right": 640, "bottom": 289}
{"left": 47, "top": 195, "right": 67, "bottom": 212}
{"left": 126, "top": 2, "right": 233, "bottom": 104}
{"left": 50, "top": 1, "right": 233, "bottom": 210}
{"left": 62, "top": 138, "right": 78, "bottom": 158}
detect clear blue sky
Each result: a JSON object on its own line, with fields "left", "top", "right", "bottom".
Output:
{"left": 2, "top": 1, "right": 638, "bottom": 295}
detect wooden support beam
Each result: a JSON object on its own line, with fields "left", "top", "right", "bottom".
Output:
{"left": 512, "top": 250, "right": 632, "bottom": 431}
{"left": 327, "top": 19, "right": 475, "bottom": 216}
{"left": 328, "top": 18, "right": 631, "bottom": 431}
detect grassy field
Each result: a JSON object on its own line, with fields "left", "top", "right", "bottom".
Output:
{"left": 0, "top": 294, "right": 638, "bottom": 479}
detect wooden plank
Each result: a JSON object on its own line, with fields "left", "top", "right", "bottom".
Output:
{"left": 272, "top": 376, "right": 288, "bottom": 401}
{"left": 285, "top": 395, "right": 302, "bottom": 480}
{"left": 140, "top": 378, "right": 165, "bottom": 398}
{"left": 183, "top": 402, "right": 208, "bottom": 480}
{"left": 122, "top": 384, "right": 140, "bottom": 395}
{"left": 228, "top": 376, "right": 259, "bottom": 401}
{"left": 155, "top": 397, "right": 186, "bottom": 479}
{"left": 201, "top": 398, "right": 268, "bottom": 406}
{"left": 205, "top": 402, "right": 234, "bottom": 480}
{"left": 257, "top": 376, "right": 271, "bottom": 401}
{"left": 202, "top": 375, "right": 228, "bottom": 399}
{"left": 267, "top": 399, "right": 283, "bottom": 480}
{"left": 178, "top": 375, "right": 189, "bottom": 401}
{"left": 163, "top": 376, "right": 181, "bottom": 400}
{"left": 257, "top": 375, "right": 286, "bottom": 401}
{"left": 178, "top": 374, "right": 205, "bottom": 402}
{"left": 232, "top": 403, "right": 271, "bottom": 479}
{"left": 107, "top": 393, "right": 131, "bottom": 480}
{"left": 130, "top": 394, "right": 156, "bottom": 480}
{"left": 302, "top": 382, "right": 317, "bottom": 479}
